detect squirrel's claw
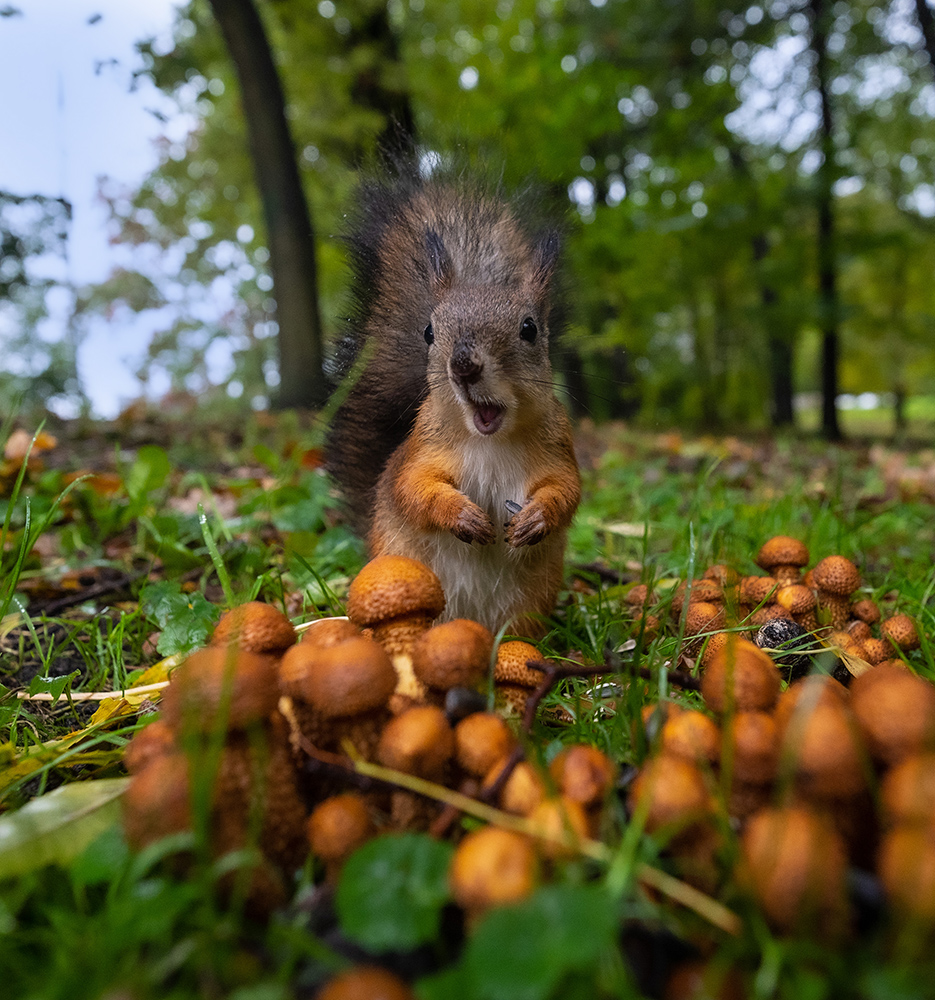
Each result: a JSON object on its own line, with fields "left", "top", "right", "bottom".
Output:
{"left": 453, "top": 504, "right": 496, "bottom": 545}
{"left": 506, "top": 503, "right": 547, "bottom": 548}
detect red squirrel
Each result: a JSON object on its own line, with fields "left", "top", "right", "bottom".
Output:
{"left": 326, "top": 169, "right": 581, "bottom": 636}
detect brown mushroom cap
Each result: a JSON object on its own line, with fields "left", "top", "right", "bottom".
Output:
{"left": 299, "top": 617, "right": 361, "bottom": 647}
{"left": 756, "top": 536, "right": 810, "bottom": 576}
{"left": 124, "top": 718, "right": 175, "bottom": 774}
{"left": 812, "top": 555, "right": 861, "bottom": 596}
{"left": 660, "top": 710, "right": 721, "bottom": 765}
{"left": 449, "top": 826, "right": 537, "bottom": 916}
{"left": 740, "top": 806, "right": 848, "bottom": 934}
{"left": 411, "top": 618, "right": 494, "bottom": 691}
{"left": 851, "top": 662, "right": 935, "bottom": 765}
{"left": 527, "top": 796, "right": 591, "bottom": 858}
{"left": 288, "top": 636, "right": 397, "bottom": 718}
{"left": 776, "top": 584, "right": 817, "bottom": 616}
{"left": 549, "top": 744, "right": 617, "bottom": 808}
{"left": 777, "top": 697, "right": 866, "bottom": 800}
{"left": 739, "top": 576, "right": 779, "bottom": 607}
{"left": 161, "top": 646, "right": 280, "bottom": 732}
{"left": 663, "top": 961, "right": 747, "bottom": 1000}
{"left": 316, "top": 966, "right": 416, "bottom": 1000}
{"left": 881, "top": 613, "right": 921, "bottom": 652}
{"left": 122, "top": 751, "right": 192, "bottom": 850}
{"left": 700, "top": 636, "right": 781, "bottom": 714}
{"left": 308, "top": 793, "right": 374, "bottom": 871}
{"left": 628, "top": 754, "right": 713, "bottom": 836}
{"left": 483, "top": 758, "right": 547, "bottom": 816}
{"left": 494, "top": 640, "right": 546, "bottom": 688}
{"left": 878, "top": 825, "right": 935, "bottom": 921}
{"left": 376, "top": 705, "right": 454, "bottom": 779}
{"left": 851, "top": 599, "right": 881, "bottom": 625}
{"left": 211, "top": 601, "right": 296, "bottom": 654}
{"left": 881, "top": 753, "right": 935, "bottom": 826}
{"left": 683, "top": 602, "right": 724, "bottom": 636}
{"left": 346, "top": 555, "right": 445, "bottom": 629}
{"left": 454, "top": 712, "right": 517, "bottom": 777}
{"left": 774, "top": 675, "right": 849, "bottom": 733}
{"left": 723, "top": 711, "right": 779, "bottom": 785}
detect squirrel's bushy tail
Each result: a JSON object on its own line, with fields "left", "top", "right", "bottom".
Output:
{"left": 325, "top": 164, "right": 564, "bottom": 536}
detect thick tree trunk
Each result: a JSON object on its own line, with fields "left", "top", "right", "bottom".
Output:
{"left": 752, "top": 234, "right": 795, "bottom": 428}
{"left": 809, "top": 0, "right": 842, "bottom": 440}
{"left": 208, "top": 0, "right": 326, "bottom": 409}
{"left": 914, "top": 0, "right": 935, "bottom": 71}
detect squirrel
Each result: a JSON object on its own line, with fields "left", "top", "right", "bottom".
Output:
{"left": 326, "top": 167, "right": 581, "bottom": 637}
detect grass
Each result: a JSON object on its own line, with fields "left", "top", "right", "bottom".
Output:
{"left": 1, "top": 412, "right": 935, "bottom": 998}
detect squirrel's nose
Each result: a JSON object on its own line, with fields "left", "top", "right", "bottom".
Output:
{"left": 450, "top": 347, "right": 483, "bottom": 385}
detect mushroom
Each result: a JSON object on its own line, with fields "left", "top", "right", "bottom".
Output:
{"left": 850, "top": 661, "right": 935, "bottom": 765}
{"left": 740, "top": 806, "right": 848, "bottom": 936}
{"left": 755, "top": 536, "right": 809, "bottom": 586}
{"left": 483, "top": 757, "right": 547, "bottom": 816}
{"left": 122, "top": 751, "right": 192, "bottom": 850}
{"left": 738, "top": 575, "right": 779, "bottom": 617}
{"left": 880, "top": 753, "right": 935, "bottom": 826}
{"left": 124, "top": 718, "right": 175, "bottom": 774}
{"left": 850, "top": 598, "right": 881, "bottom": 626}
{"left": 454, "top": 712, "right": 518, "bottom": 778}
{"left": 723, "top": 711, "right": 779, "bottom": 786}
{"left": 811, "top": 555, "right": 861, "bottom": 630}
{"left": 549, "top": 744, "right": 617, "bottom": 810}
{"left": 660, "top": 710, "right": 721, "bottom": 766}
{"left": 628, "top": 754, "right": 714, "bottom": 841}
{"left": 700, "top": 636, "right": 781, "bottom": 715}
{"left": 211, "top": 600, "right": 297, "bottom": 654}
{"left": 279, "top": 635, "right": 397, "bottom": 760}
{"left": 307, "top": 793, "right": 375, "bottom": 882}
{"left": 411, "top": 618, "right": 494, "bottom": 703}
{"left": 775, "top": 584, "right": 818, "bottom": 632}
{"left": 345, "top": 555, "right": 446, "bottom": 704}
{"left": 299, "top": 616, "right": 361, "bottom": 647}
{"left": 449, "top": 826, "right": 538, "bottom": 924}
{"left": 877, "top": 825, "right": 935, "bottom": 922}
{"left": 493, "top": 640, "right": 547, "bottom": 715}
{"left": 316, "top": 966, "right": 416, "bottom": 1000}
{"left": 881, "top": 613, "right": 921, "bottom": 653}
{"left": 527, "top": 796, "right": 591, "bottom": 858}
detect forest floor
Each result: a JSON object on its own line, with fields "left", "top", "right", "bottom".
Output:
{"left": 1, "top": 409, "right": 935, "bottom": 999}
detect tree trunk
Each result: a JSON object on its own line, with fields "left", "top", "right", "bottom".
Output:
{"left": 809, "top": 0, "right": 842, "bottom": 440}
{"left": 208, "top": 0, "right": 326, "bottom": 409}
{"left": 914, "top": 0, "right": 935, "bottom": 71}
{"left": 752, "top": 234, "right": 795, "bottom": 428}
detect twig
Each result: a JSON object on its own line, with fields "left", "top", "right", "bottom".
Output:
{"left": 16, "top": 680, "right": 170, "bottom": 703}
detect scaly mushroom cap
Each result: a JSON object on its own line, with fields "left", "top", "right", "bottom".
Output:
{"left": 628, "top": 754, "right": 713, "bottom": 836}
{"left": 850, "top": 662, "right": 935, "bottom": 765}
{"left": 346, "top": 555, "right": 445, "bottom": 654}
{"left": 723, "top": 711, "right": 779, "bottom": 785}
{"left": 376, "top": 705, "right": 454, "bottom": 779}
{"left": 494, "top": 640, "right": 547, "bottom": 688}
{"left": 307, "top": 793, "right": 374, "bottom": 876}
{"left": 776, "top": 584, "right": 817, "bottom": 617}
{"left": 161, "top": 646, "right": 280, "bottom": 733}
{"left": 299, "top": 616, "right": 361, "bottom": 647}
{"left": 756, "top": 536, "right": 810, "bottom": 583}
{"left": 411, "top": 618, "right": 494, "bottom": 692}
{"left": 861, "top": 637, "right": 891, "bottom": 665}
{"left": 211, "top": 601, "right": 297, "bottom": 654}
{"left": 701, "top": 636, "right": 781, "bottom": 714}
{"left": 739, "top": 576, "right": 779, "bottom": 607}
{"left": 881, "top": 613, "right": 921, "bottom": 652}
{"left": 812, "top": 556, "right": 861, "bottom": 596}
{"left": 549, "top": 744, "right": 617, "bottom": 808}
{"left": 850, "top": 598, "right": 881, "bottom": 625}
{"left": 449, "top": 826, "right": 538, "bottom": 917}
{"left": 740, "top": 806, "right": 848, "bottom": 935}
{"left": 297, "top": 636, "right": 398, "bottom": 719}
{"left": 455, "top": 712, "right": 517, "bottom": 777}
{"left": 683, "top": 602, "right": 724, "bottom": 636}
{"left": 316, "top": 966, "right": 416, "bottom": 1000}
{"left": 660, "top": 710, "right": 721, "bottom": 765}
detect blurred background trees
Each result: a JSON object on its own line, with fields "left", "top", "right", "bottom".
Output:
{"left": 6, "top": 0, "right": 935, "bottom": 435}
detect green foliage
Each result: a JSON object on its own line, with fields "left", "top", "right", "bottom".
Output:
{"left": 140, "top": 580, "right": 219, "bottom": 656}
{"left": 336, "top": 833, "right": 453, "bottom": 951}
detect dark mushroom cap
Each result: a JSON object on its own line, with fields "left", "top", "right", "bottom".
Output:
{"left": 346, "top": 555, "right": 445, "bottom": 628}
{"left": 211, "top": 601, "right": 296, "bottom": 654}
{"left": 161, "top": 646, "right": 280, "bottom": 732}
{"left": 412, "top": 618, "right": 494, "bottom": 691}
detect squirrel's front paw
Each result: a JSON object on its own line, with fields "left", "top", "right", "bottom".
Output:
{"left": 452, "top": 504, "right": 496, "bottom": 545}
{"left": 506, "top": 502, "right": 548, "bottom": 548}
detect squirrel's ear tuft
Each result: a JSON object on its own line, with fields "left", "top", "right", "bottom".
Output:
{"left": 532, "top": 231, "right": 560, "bottom": 288}
{"left": 425, "top": 228, "right": 452, "bottom": 287}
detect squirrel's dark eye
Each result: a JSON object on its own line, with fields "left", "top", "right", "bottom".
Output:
{"left": 423, "top": 323, "right": 434, "bottom": 345}
{"left": 520, "top": 317, "right": 538, "bottom": 343}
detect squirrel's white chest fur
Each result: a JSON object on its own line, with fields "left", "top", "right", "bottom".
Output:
{"left": 386, "top": 435, "right": 565, "bottom": 633}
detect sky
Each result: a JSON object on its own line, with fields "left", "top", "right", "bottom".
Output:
{"left": 0, "top": 0, "right": 183, "bottom": 417}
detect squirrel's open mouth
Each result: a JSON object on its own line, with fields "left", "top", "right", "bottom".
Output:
{"left": 472, "top": 402, "right": 505, "bottom": 436}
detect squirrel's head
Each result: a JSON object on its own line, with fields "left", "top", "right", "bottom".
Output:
{"left": 422, "top": 227, "right": 559, "bottom": 439}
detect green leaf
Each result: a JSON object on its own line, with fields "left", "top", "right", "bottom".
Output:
{"left": 462, "top": 885, "right": 619, "bottom": 1000}
{"left": 140, "top": 580, "right": 219, "bottom": 655}
{"left": 0, "top": 777, "right": 131, "bottom": 879}
{"left": 125, "top": 444, "right": 171, "bottom": 511}
{"left": 336, "top": 833, "right": 453, "bottom": 951}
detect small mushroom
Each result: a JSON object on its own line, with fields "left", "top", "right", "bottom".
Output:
{"left": 740, "top": 805, "right": 848, "bottom": 936}
{"left": 660, "top": 710, "right": 721, "bottom": 766}
{"left": 124, "top": 718, "right": 175, "bottom": 774}
{"left": 700, "top": 636, "right": 781, "bottom": 715}
{"left": 755, "top": 536, "right": 810, "bottom": 586}
{"left": 299, "top": 616, "right": 361, "bottom": 647}
{"left": 527, "top": 796, "right": 591, "bottom": 859}
{"left": 775, "top": 584, "right": 818, "bottom": 632}
{"left": 850, "top": 662, "right": 935, "bottom": 766}
{"left": 549, "top": 744, "right": 617, "bottom": 810}
{"left": 811, "top": 555, "right": 861, "bottom": 630}
{"left": 449, "top": 826, "right": 538, "bottom": 924}
{"left": 308, "top": 793, "right": 375, "bottom": 882}
{"left": 454, "top": 712, "right": 518, "bottom": 778}
{"left": 628, "top": 754, "right": 714, "bottom": 841}
{"left": 880, "top": 753, "right": 935, "bottom": 826}
{"left": 877, "top": 825, "right": 935, "bottom": 922}
{"left": 493, "top": 640, "right": 547, "bottom": 715}
{"left": 411, "top": 618, "right": 494, "bottom": 702}
{"left": 850, "top": 598, "right": 881, "bottom": 626}
{"left": 881, "top": 613, "right": 921, "bottom": 653}
{"left": 483, "top": 757, "right": 547, "bottom": 816}
{"left": 316, "top": 966, "right": 416, "bottom": 1000}
{"left": 723, "top": 711, "right": 779, "bottom": 786}
{"left": 211, "top": 600, "right": 297, "bottom": 654}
